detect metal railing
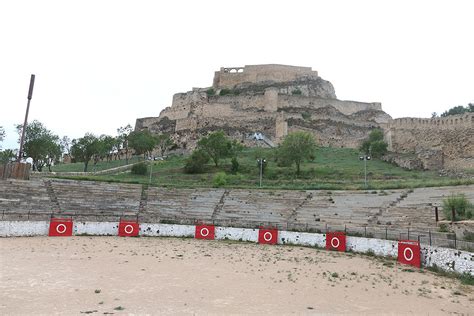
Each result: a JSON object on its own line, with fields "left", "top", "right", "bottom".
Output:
{"left": 2, "top": 210, "right": 472, "bottom": 251}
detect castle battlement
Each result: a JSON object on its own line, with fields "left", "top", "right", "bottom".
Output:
{"left": 213, "top": 64, "right": 319, "bottom": 89}
{"left": 389, "top": 113, "right": 473, "bottom": 130}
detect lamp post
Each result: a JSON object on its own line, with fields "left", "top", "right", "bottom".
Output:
{"left": 359, "top": 154, "right": 371, "bottom": 188}
{"left": 257, "top": 158, "right": 266, "bottom": 188}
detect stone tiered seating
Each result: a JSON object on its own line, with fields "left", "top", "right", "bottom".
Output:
{"left": 143, "top": 187, "right": 222, "bottom": 223}
{"left": 49, "top": 179, "right": 141, "bottom": 220}
{"left": 0, "top": 179, "right": 56, "bottom": 220}
{"left": 293, "top": 190, "right": 400, "bottom": 226}
{"left": 212, "top": 189, "right": 303, "bottom": 227}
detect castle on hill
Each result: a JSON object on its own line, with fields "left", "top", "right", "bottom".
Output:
{"left": 135, "top": 64, "right": 473, "bottom": 170}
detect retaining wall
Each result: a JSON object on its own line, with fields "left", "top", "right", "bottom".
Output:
{"left": 1, "top": 220, "right": 472, "bottom": 275}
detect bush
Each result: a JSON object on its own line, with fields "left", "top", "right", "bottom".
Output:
{"left": 292, "top": 89, "right": 302, "bottom": 95}
{"left": 206, "top": 88, "right": 215, "bottom": 96}
{"left": 131, "top": 162, "right": 148, "bottom": 175}
{"left": 231, "top": 157, "right": 239, "bottom": 174}
{"left": 301, "top": 111, "right": 311, "bottom": 120}
{"left": 184, "top": 150, "right": 209, "bottom": 174}
{"left": 219, "top": 88, "right": 233, "bottom": 96}
{"left": 359, "top": 129, "right": 388, "bottom": 158}
{"left": 213, "top": 172, "right": 227, "bottom": 187}
{"left": 442, "top": 194, "right": 473, "bottom": 220}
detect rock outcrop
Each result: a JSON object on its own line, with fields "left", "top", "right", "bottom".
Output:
{"left": 136, "top": 64, "right": 390, "bottom": 151}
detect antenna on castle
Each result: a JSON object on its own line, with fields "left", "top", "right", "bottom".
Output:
{"left": 18, "top": 74, "right": 36, "bottom": 162}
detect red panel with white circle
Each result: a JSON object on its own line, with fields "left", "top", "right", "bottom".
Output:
{"left": 258, "top": 228, "right": 278, "bottom": 244}
{"left": 397, "top": 240, "right": 421, "bottom": 268}
{"left": 49, "top": 218, "right": 73, "bottom": 236}
{"left": 326, "top": 232, "right": 346, "bottom": 252}
{"left": 195, "top": 224, "right": 215, "bottom": 240}
{"left": 118, "top": 221, "right": 139, "bottom": 237}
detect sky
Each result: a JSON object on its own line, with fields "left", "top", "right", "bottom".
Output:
{"left": 1, "top": 0, "right": 473, "bottom": 150}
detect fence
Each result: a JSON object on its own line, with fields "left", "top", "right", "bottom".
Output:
{"left": 0, "top": 162, "right": 31, "bottom": 180}
{"left": 2, "top": 210, "right": 473, "bottom": 252}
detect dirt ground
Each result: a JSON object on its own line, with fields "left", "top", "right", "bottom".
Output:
{"left": 0, "top": 237, "right": 472, "bottom": 315}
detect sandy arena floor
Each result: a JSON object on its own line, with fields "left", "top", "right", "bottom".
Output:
{"left": 0, "top": 237, "right": 473, "bottom": 315}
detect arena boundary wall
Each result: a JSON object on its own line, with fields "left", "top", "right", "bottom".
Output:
{"left": 0, "top": 220, "right": 472, "bottom": 275}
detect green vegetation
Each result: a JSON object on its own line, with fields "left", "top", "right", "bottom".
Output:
{"left": 53, "top": 146, "right": 474, "bottom": 190}
{"left": 278, "top": 131, "right": 317, "bottom": 175}
{"left": 16, "top": 120, "right": 61, "bottom": 172}
{"left": 51, "top": 156, "right": 142, "bottom": 172}
{"left": 301, "top": 111, "right": 311, "bottom": 120}
{"left": 426, "top": 265, "right": 474, "bottom": 286}
{"left": 219, "top": 88, "right": 239, "bottom": 96}
{"left": 128, "top": 130, "right": 156, "bottom": 159}
{"left": 184, "top": 149, "right": 210, "bottom": 174}
{"left": 131, "top": 162, "right": 148, "bottom": 175}
{"left": 442, "top": 194, "right": 473, "bottom": 220}
{"left": 196, "top": 131, "right": 242, "bottom": 167}
{"left": 291, "top": 89, "right": 302, "bottom": 95}
{"left": 440, "top": 103, "right": 473, "bottom": 117}
{"left": 0, "top": 149, "right": 16, "bottom": 164}
{"left": 359, "top": 129, "right": 388, "bottom": 158}
{"left": 206, "top": 88, "right": 215, "bottom": 96}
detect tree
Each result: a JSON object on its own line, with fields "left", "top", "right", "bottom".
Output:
{"left": 359, "top": 129, "right": 388, "bottom": 158}
{"left": 128, "top": 130, "right": 156, "bottom": 159}
{"left": 156, "top": 134, "right": 174, "bottom": 157}
{"left": 0, "top": 126, "right": 5, "bottom": 148}
{"left": 15, "top": 120, "right": 60, "bottom": 171}
{"left": 117, "top": 124, "right": 133, "bottom": 164}
{"left": 440, "top": 104, "right": 473, "bottom": 117}
{"left": 0, "top": 149, "right": 16, "bottom": 164}
{"left": 278, "top": 131, "right": 317, "bottom": 176}
{"left": 70, "top": 133, "right": 100, "bottom": 172}
{"left": 197, "top": 130, "right": 234, "bottom": 167}
{"left": 184, "top": 149, "right": 210, "bottom": 174}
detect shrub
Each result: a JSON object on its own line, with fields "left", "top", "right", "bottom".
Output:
{"left": 301, "top": 111, "right": 311, "bottom": 120}
{"left": 213, "top": 172, "right": 227, "bottom": 187}
{"left": 131, "top": 162, "right": 148, "bottom": 175}
{"left": 206, "top": 88, "right": 215, "bottom": 96}
{"left": 219, "top": 88, "right": 233, "bottom": 96}
{"left": 231, "top": 157, "right": 239, "bottom": 174}
{"left": 184, "top": 149, "right": 209, "bottom": 174}
{"left": 442, "top": 194, "right": 473, "bottom": 220}
{"left": 292, "top": 89, "right": 302, "bottom": 95}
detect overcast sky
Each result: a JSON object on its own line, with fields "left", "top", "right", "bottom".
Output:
{"left": 1, "top": 0, "right": 473, "bottom": 150}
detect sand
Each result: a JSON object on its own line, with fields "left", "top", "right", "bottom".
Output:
{"left": 0, "top": 236, "right": 472, "bottom": 315}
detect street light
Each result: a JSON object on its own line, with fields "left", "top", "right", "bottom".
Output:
{"left": 359, "top": 154, "right": 371, "bottom": 188}
{"left": 257, "top": 158, "right": 266, "bottom": 188}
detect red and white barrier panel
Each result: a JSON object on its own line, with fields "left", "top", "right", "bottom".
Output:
{"left": 398, "top": 240, "right": 421, "bottom": 268}
{"left": 258, "top": 227, "right": 278, "bottom": 245}
{"left": 118, "top": 220, "right": 139, "bottom": 237}
{"left": 49, "top": 218, "right": 73, "bottom": 237}
{"left": 326, "top": 231, "right": 346, "bottom": 252}
{"left": 195, "top": 224, "right": 215, "bottom": 240}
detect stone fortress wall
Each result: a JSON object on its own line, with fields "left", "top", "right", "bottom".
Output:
{"left": 384, "top": 113, "right": 474, "bottom": 170}
{"left": 135, "top": 64, "right": 472, "bottom": 170}
{"left": 213, "top": 64, "right": 319, "bottom": 89}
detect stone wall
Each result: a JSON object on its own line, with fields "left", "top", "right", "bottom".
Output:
{"left": 213, "top": 64, "right": 319, "bottom": 89}
{"left": 1, "top": 220, "right": 472, "bottom": 275}
{"left": 386, "top": 113, "right": 474, "bottom": 170}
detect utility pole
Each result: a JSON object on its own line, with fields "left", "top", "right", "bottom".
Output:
{"left": 359, "top": 154, "right": 371, "bottom": 188}
{"left": 18, "top": 74, "right": 36, "bottom": 162}
{"left": 257, "top": 158, "right": 266, "bottom": 188}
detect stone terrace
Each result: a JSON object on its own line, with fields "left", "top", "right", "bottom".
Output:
{"left": 1, "top": 179, "right": 473, "bottom": 238}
